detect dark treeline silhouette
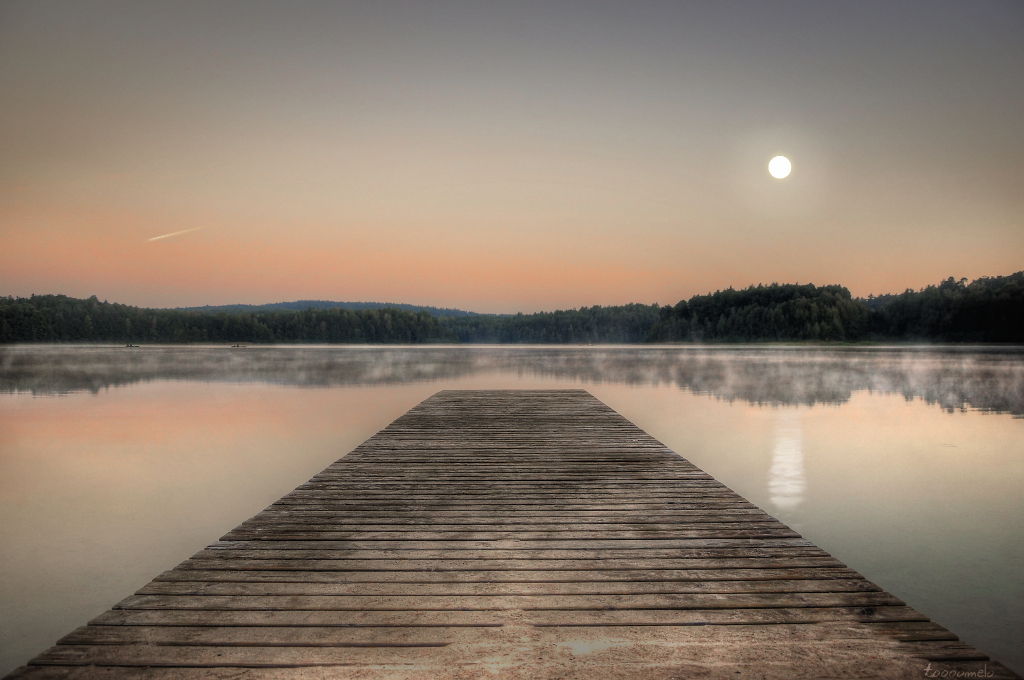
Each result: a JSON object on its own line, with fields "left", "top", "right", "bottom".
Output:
{"left": 0, "top": 296, "right": 456, "bottom": 344}
{"left": 444, "top": 304, "right": 661, "bottom": 343}
{"left": 865, "top": 273, "right": 1024, "bottom": 342}
{"left": 648, "top": 284, "right": 871, "bottom": 342}
{"left": 2, "top": 272, "right": 1021, "bottom": 344}
{"left": 648, "top": 273, "right": 1023, "bottom": 342}
{"left": 180, "top": 300, "right": 492, "bottom": 317}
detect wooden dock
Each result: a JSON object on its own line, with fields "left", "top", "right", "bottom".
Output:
{"left": 7, "top": 390, "right": 1018, "bottom": 679}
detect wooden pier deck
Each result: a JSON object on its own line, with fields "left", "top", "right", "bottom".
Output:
{"left": 7, "top": 390, "right": 1018, "bottom": 679}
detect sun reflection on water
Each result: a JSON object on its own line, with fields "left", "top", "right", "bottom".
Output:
{"left": 768, "top": 410, "right": 805, "bottom": 510}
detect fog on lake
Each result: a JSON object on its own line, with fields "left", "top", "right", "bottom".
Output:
{"left": 4, "top": 345, "right": 1023, "bottom": 415}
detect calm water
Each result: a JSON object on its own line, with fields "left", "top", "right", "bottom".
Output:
{"left": 1, "top": 345, "right": 1022, "bottom": 675}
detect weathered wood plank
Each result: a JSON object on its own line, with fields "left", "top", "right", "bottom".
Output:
{"left": 9, "top": 658, "right": 1023, "bottom": 680}
{"left": 219, "top": 529, "right": 803, "bottom": 541}
{"left": 30, "top": 645, "right": 450, "bottom": 667}
{"left": 200, "top": 538, "right": 815, "bottom": 550}
{"left": 249, "top": 507, "right": 763, "bottom": 517}
{"left": 197, "top": 540, "right": 823, "bottom": 553}
{"left": 153, "top": 567, "right": 863, "bottom": 583}
{"left": 86, "top": 605, "right": 929, "bottom": 628}
{"left": 113, "top": 591, "right": 906, "bottom": 610}
{"left": 135, "top": 578, "right": 879, "bottom": 597}
{"left": 57, "top": 626, "right": 471, "bottom": 647}
{"left": 175, "top": 555, "right": 845, "bottom": 571}
{"left": 234, "top": 519, "right": 782, "bottom": 530}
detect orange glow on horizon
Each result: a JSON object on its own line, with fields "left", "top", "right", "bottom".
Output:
{"left": 1, "top": 199, "right": 1019, "bottom": 313}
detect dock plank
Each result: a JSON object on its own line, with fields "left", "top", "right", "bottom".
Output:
{"left": 6, "top": 389, "right": 1017, "bottom": 679}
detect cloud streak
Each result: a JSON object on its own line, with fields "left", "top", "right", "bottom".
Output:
{"left": 147, "top": 227, "right": 203, "bottom": 242}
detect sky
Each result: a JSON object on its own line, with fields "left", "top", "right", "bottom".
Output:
{"left": 1, "top": 1, "right": 1022, "bottom": 313}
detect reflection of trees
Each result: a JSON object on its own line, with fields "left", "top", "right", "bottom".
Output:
{"left": 494, "top": 348, "right": 1024, "bottom": 416}
{"left": 0, "top": 347, "right": 480, "bottom": 394}
{"left": 2, "top": 346, "right": 1022, "bottom": 417}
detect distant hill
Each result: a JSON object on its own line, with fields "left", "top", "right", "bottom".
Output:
{"left": 177, "top": 300, "right": 497, "bottom": 317}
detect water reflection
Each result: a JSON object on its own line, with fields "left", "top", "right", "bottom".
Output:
{"left": 768, "top": 411, "right": 805, "bottom": 510}
{"left": 2, "top": 345, "right": 1022, "bottom": 416}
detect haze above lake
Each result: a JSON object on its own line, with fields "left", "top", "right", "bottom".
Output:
{"left": 1, "top": 345, "right": 1022, "bottom": 675}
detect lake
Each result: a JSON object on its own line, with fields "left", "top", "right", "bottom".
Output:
{"left": 1, "top": 345, "right": 1022, "bottom": 675}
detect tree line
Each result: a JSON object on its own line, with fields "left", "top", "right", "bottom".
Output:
{"left": 180, "top": 300, "right": 487, "bottom": 317}
{"left": 446, "top": 304, "right": 661, "bottom": 343}
{"left": 2, "top": 272, "right": 1021, "bottom": 344}
{"left": 862, "top": 273, "right": 1023, "bottom": 342}
{"left": 647, "top": 273, "right": 1022, "bottom": 342}
{"left": 0, "top": 295, "right": 457, "bottom": 344}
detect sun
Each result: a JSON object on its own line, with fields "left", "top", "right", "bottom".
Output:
{"left": 768, "top": 155, "right": 792, "bottom": 179}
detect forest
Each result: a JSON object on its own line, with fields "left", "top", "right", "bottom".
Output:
{"left": 1, "top": 272, "right": 1021, "bottom": 344}
{"left": 0, "top": 296, "right": 457, "bottom": 344}
{"left": 180, "top": 300, "right": 486, "bottom": 316}
{"left": 447, "top": 304, "right": 661, "bottom": 343}
{"left": 646, "top": 273, "right": 1023, "bottom": 342}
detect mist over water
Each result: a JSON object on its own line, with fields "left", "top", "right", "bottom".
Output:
{"left": 3, "top": 345, "right": 1023, "bottom": 415}
{"left": 1, "top": 345, "right": 1022, "bottom": 676}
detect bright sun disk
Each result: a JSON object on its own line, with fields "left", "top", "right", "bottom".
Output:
{"left": 769, "top": 155, "right": 792, "bottom": 179}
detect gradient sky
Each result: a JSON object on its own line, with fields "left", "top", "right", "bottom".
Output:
{"left": 1, "top": 1, "right": 1022, "bottom": 313}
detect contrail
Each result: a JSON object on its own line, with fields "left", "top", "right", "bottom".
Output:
{"left": 147, "top": 227, "right": 204, "bottom": 242}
